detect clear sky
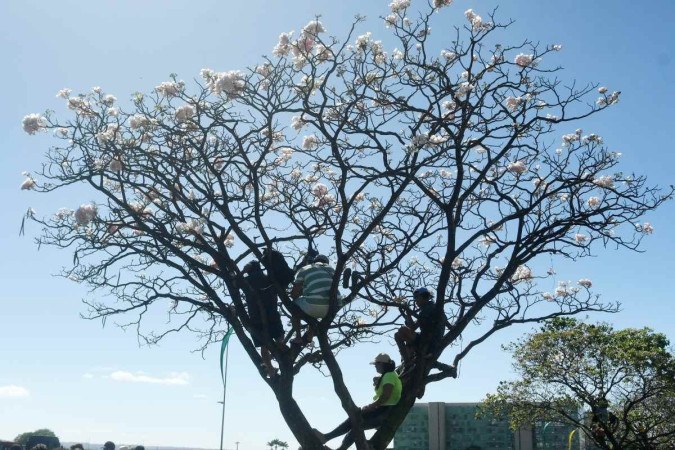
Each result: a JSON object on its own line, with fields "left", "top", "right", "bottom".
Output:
{"left": 1, "top": 0, "right": 674, "bottom": 449}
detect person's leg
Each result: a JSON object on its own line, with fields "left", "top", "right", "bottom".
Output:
{"left": 291, "top": 316, "right": 303, "bottom": 344}
{"left": 395, "top": 326, "right": 416, "bottom": 362}
{"left": 335, "top": 407, "right": 392, "bottom": 450}
{"left": 291, "top": 298, "right": 308, "bottom": 343}
{"left": 318, "top": 417, "right": 353, "bottom": 443}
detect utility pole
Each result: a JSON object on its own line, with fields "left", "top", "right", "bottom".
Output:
{"left": 235, "top": 442, "right": 240, "bottom": 450}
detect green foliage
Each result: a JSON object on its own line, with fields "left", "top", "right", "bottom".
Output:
{"left": 14, "top": 430, "right": 61, "bottom": 450}
{"left": 14, "top": 430, "right": 57, "bottom": 446}
{"left": 484, "top": 318, "right": 675, "bottom": 449}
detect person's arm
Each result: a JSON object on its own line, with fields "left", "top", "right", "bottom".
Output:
{"left": 290, "top": 281, "right": 303, "bottom": 299}
{"left": 362, "top": 383, "right": 393, "bottom": 412}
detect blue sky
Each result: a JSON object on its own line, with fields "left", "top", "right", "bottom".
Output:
{"left": 1, "top": 0, "right": 674, "bottom": 449}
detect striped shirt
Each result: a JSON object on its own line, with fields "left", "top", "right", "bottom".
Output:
{"left": 295, "top": 262, "right": 335, "bottom": 305}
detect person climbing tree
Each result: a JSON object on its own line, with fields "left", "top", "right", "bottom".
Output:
{"left": 394, "top": 287, "right": 438, "bottom": 363}
{"left": 315, "top": 353, "right": 402, "bottom": 450}
{"left": 290, "top": 254, "right": 340, "bottom": 344}
{"left": 240, "top": 260, "right": 285, "bottom": 377}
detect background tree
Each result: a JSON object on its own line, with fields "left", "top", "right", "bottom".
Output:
{"left": 14, "top": 430, "right": 59, "bottom": 448}
{"left": 20, "top": 1, "right": 670, "bottom": 449}
{"left": 267, "top": 438, "right": 289, "bottom": 450}
{"left": 482, "top": 318, "right": 675, "bottom": 449}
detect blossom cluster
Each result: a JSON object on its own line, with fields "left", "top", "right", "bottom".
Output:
{"left": 75, "top": 203, "right": 97, "bottom": 226}
{"left": 22, "top": 114, "right": 47, "bottom": 135}
{"left": 464, "top": 9, "right": 490, "bottom": 31}
{"left": 155, "top": 81, "right": 183, "bottom": 98}
{"left": 514, "top": 53, "right": 535, "bottom": 68}
{"left": 507, "top": 160, "right": 527, "bottom": 175}
{"left": 311, "top": 182, "right": 335, "bottom": 207}
{"left": 389, "top": 0, "right": 411, "bottom": 13}
{"left": 201, "top": 69, "right": 246, "bottom": 97}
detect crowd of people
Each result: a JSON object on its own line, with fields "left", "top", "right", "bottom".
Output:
{"left": 12, "top": 442, "right": 143, "bottom": 450}
{"left": 236, "top": 247, "right": 442, "bottom": 376}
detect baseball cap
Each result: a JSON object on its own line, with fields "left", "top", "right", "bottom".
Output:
{"left": 370, "top": 352, "right": 393, "bottom": 365}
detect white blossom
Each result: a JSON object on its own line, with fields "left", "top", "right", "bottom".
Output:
{"left": 440, "top": 49, "right": 456, "bottom": 62}
{"left": 464, "top": 9, "right": 485, "bottom": 31}
{"left": 205, "top": 70, "right": 246, "bottom": 97}
{"left": 67, "top": 97, "right": 92, "bottom": 115}
{"left": 355, "top": 32, "right": 372, "bottom": 52}
{"left": 22, "top": 114, "right": 47, "bottom": 135}
{"left": 511, "top": 265, "right": 533, "bottom": 283}
{"left": 155, "top": 81, "right": 183, "bottom": 98}
{"left": 507, "top": 160, "right": 527, "bottom": 174}
{"left": 641, "top": 222, "right": 654, "bottom": 234}
{"left": 291, "top": 115, "right": 307, "bottom": 131}
{"left": 389, "top": 0, "right": 411, "bottom": 13}
{"left": 505, "top": 96, "right": 523, "bottom": 111}
{"left": 302, "top": 135, "right": 319, "bottom": 150}
{"left": 223, "top": 233, "right": 235, "bottom": 248}
{"left": 56, "top": 88, "right": 72, "bottom": 99}
{"left": 21, "top": 176, "right": 36, "bottom": 190}
{"left": 607, "top": 91, "right": 621, "bottom": 105}
{"left": 587, "top": 196, "right": 601, "bottom": 208}
{"left": 108, "top": 158, "right": 123, "bottom": 173}
{"left": 578, "top": 278, "right": 592, "bottom": 288}
{"left": 454, "top": 82, "right": 473, "bottom": 99}
{"left": 175, "top": 105, "right": 195, "bottom": 123}
{"left": 129, "top": 115, "right": 153, "bottom": 130}
{"left": 102, "top": 94, "right": 117, "bottom": 106}
{"left": 574, "top": 233, "right": 587, "bottom": 243}
{"left": 302, "top": 20, "right": 325, "bottom": 37}
{"left": 96, "top": 124, "right": 119, "bottom": 145}
{"left": 593, "top": 176, "right": 614, "bottom": 189}
{"left": 75, "top": 203, "right": 97, "bottom": 226}
{"left": 433, "top": 0, "right": 453, "bottom": 8}
{"left": 552, "top": 44, "right": 563, "bottom": 51}
{"left": 273, "top": 32, "right": 293, "bottom": 57}
{"left": 176, "top": 219, "right": 203, "bottom": 235}
{"left": 561, "top": 129, "right": 582, "bottom": 146}
{"left": 598, "top": 86, "right": 608, "bottom": 94}
{"left": 514, "top": 53, "right": 535, "bottom": 67}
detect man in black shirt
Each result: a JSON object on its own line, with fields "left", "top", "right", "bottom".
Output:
{"left": 394, "top": 287, "right": 436, "bottom": 363}
{"left": 241, "top": 260, "right": 285, "bottom": 377}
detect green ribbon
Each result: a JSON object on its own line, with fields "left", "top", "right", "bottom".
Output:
{"left": 220, "top": 327, "right": 234, "bottom": 384}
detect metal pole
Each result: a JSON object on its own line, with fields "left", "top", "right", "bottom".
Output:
{"left": 219, "top": 343, "right": 230, "bottom": 450}
{"left": 568, "top": 429, "right": 577, "bottom": 450}
{"left": 542, "top": 422, "right": 551, "bottom": 449}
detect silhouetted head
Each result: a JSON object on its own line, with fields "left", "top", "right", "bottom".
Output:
{"left": 413, "top": 287, "right": 432, "bottom": 306}
{"left": 313, "top": 254, "right": 329, "bottom": 264}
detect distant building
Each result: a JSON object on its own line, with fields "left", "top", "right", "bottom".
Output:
{"left": 394, "top": 402, "right": 579, "bottom": 450}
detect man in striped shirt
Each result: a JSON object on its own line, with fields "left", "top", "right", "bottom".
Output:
{"left": 290, "top": 254, "right": 339, "bottom": 344}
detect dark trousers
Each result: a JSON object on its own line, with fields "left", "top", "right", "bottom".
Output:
{"left": 324, "top": 406, "right": 393, "bottom": 450}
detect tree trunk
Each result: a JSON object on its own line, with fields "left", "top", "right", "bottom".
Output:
{"left": 272, "top": 373, "right": 324, "bottom": 449}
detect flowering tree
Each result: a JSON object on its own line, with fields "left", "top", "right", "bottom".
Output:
{"left": 21, "top": 1, "right": 670, "bottom": 449}
{"left": 482, "top": 318, "right": 675, "bottom": 450}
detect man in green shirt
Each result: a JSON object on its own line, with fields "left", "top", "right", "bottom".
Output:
{"left": 315, "top": 353, "right": 402, "bottom": 450}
